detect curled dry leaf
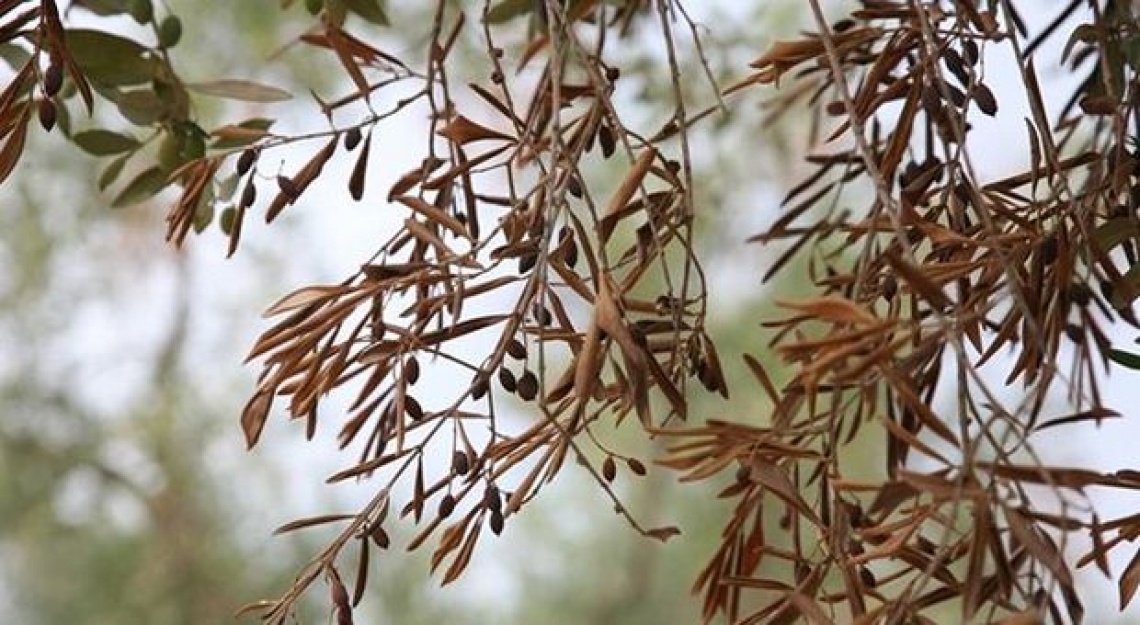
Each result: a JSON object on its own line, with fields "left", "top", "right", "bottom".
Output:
{"left": 266, "top": 137, "right": 338, "bottom": 222}
{"left": 777, "top": 296, "right": 878, "bottom": 326}
{"left": 644, "top": 526, "right": 681, "bottom": 542}
{"left": 240, "top": 390, "right": 272, "bottom": 449}
{"left": 437, "top": 114, "right": 514, "bottom": 145}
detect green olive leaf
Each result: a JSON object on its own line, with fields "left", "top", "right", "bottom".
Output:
{"left": 344, "top": 0, "right": 388, "bottom": 25}
{"left": 187, "top": 79, "right": 292, "bottom": 103}
{"left": 64, "top": 29, "right": 156, "bottom": 86}
{"left": 112, "top": 166, "right": 168, "bottom": 207}
{"left": 72, "top": 129, "right": 140, "bottom": 156}
{"left": 1109, "top": 348, "right": 1140, "bottom": 370}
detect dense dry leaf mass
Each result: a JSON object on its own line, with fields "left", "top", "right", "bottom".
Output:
{"left": 9, "top": 0, "right": 1140, "bottom": 622}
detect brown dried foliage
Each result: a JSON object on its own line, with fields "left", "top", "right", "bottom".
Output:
{"left": 234, "top": 2, "right": 707, "bottom": 622}
{"left": 8, "top": 0, "right": 1140, "bottom": 623}
{"left": 678, "top": 1, "right": 1140, "bottom": 622}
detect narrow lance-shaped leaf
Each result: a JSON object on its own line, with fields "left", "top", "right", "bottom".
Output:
{"left": 99, "top": 153, "right": 132, "bottom": 190}
{"left": 394, "top": 195, "right": 470, "bottom": 240}
{"left": 273, "top": 513, "right": 355, "bottom": 535}
{"left": 1108, "top": 348, "right": 1140, "bottom": 369}
{"left": 42, "top": 8, "right": 94, "bottom": 110}
{"left": 437, "top": 115, "right": 514, "bottom": 145}
{"left": 266, "top": 137, "right": 338, "bottom": 222}
{"left": 212, "top": 117, "right": 275, "bottom": 149}
{"left": 187, "top": 79, "right": 292, "bottom": 103}
{"left": 441, "top": 521, "right": 482, "bottom": 585}
{"left": 1004, "top": 507, "right": 1074, "bottom": 588}
{"left": 326, "top": 24, "right": 371, "bottom": 95}
{"left": 352, "top": 537, "right": 369, "bottom": 607}
{"left": 1120, "top": 548, "right": 1140, "bottom": 609}
{"left": 72, "top": 129, "right": 140, "bottom": 156}
{"left": 112, "top": 166, "right": 167, "bottom": 207}
{"left": 264, "top": 285, "right": 353, "bottom": 318}
{"left": 599, "top": 148, "right": 658, "bottom": 243}
{"left": 0, "top": 108, "right": 29, "bottom": 186}
{"left": 241, "top": 389, "right": 273, "bottom": 449}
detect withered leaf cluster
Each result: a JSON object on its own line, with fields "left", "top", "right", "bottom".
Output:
{"left": 7, "top": 0, "right": 1140, "bottom": 623}
{"left": 684, "top": 1, "right": 1140, "bottom": 623}
{"left": 225, "top": 2, "right": 719, "bottom": 621}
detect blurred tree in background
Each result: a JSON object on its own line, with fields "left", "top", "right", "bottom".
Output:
{"left": 0, "top": 3, "right": 325, "bottom": 622}
{"left": 0, "top": 112, "right": 313, "bottom": 624}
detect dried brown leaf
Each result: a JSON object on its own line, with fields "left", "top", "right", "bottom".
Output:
{"left": 778, "top": 296, "right": 879, "bottom": 326}
{"left": 241, "top": 390, "right": 273, "bottom": 449}
{"left": 264, "top": 285, "right": 352, "bottom": 318}
{"left": 437, "top": 115, "right": 513, "bottom": 145}
{"left": 1004, "top": 507, "right": 1073, "bottom": 588}
{"left": 1120, "top": 548, "right": 1140, "bottom": 609}
{"left": 273, "top": 513, "right": 355, "bottom": 534}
